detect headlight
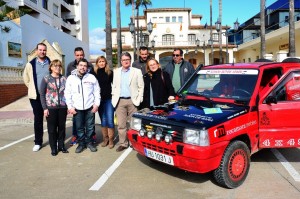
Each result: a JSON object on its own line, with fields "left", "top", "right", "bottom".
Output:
{"left": 130, "top": 117, "right": 142, "bottom": 131}
{"left": 183, "top": 128, "right": 209, "bottom": 146}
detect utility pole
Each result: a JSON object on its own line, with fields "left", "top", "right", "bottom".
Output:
{"left": 289, "top": 0, "right": 295, "bottom": 57}
{"left": 260, "top": 0, "right": 266, "bottom": 59}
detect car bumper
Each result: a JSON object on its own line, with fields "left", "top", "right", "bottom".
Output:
{"left": 128, "top": 129, "right": 229, "bottom": 173}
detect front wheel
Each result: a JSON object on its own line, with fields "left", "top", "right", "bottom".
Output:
{"left": 213, "top": 141, "right": 250, "bottom": 188}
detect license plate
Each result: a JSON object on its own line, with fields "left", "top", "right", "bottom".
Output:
{"left": 144, "top": 148, "right": 174, "bottom": 166}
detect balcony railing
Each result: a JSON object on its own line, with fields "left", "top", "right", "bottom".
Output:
{"left": 0, "top": 66, "right": 24, "bottom": 84}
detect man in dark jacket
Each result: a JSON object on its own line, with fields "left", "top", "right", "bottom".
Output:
{"left": 164, "top": 48, "right": 195, "bottom": 92}
{"left": 132, "top": 46, "right": 149, "bottom": 75}
{"left": 66, "top": 47, "right": 94, "bottom": 77}
{"left": 66, "top": 47, "right": 95, "bottom": 146}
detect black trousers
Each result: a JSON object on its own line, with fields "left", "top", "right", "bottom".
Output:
{"left": 30, "top": 96, "right": 44, "bottom": 145}
{"left": 46, "top": 108, "right": 68, "bottom": 151}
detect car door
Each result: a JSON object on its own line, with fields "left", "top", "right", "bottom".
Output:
{"left": 258, "top": 69, "right": 300, "bottom": 148}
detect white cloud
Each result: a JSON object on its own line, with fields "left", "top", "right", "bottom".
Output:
{"left": 89, "top": 27, "right": 106, "bottom": 56}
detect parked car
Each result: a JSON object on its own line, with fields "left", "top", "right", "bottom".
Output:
{"left": 127, "top": 58, "right": 300, "bottom": 188}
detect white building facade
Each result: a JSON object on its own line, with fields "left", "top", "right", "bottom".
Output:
{"left": 4, "top": 0, "right": 88, "bottom": 43}
{"left": 111, "top": 8, "right": 231, "bottom": 68}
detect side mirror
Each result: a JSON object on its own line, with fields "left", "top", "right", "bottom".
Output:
{"left": 266, "top": 96, "right": 277, "bottom": 104}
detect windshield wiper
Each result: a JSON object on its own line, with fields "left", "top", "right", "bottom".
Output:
{"left": 180, "top": 91, "right": 214, "bottom": 108}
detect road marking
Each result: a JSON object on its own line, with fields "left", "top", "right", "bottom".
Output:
{"left": 0, "top": 121, "right": 71, "bottom": 151}
{"left": 0, "top": 134, "right": 34, "bottom": 151}
{"left": 271, "top": 149, "right": 300, "bottom": 182}
{"left": 89, "top": 147, "right": 133, "bottom": 191}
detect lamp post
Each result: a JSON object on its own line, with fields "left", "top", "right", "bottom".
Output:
{"left": 208, "top": 39, "right": 213, "bottom": 65}
{"left": 151, "top": 39, "right": 156, "bottom": 57}
{"left": 195, "top": 38, "right": 200, "bottom": 54}
{"left": 215, "top": 19, "right": 239, "bottom": 63}
{"left": 202, "top": 41, "right": 206, "bottom": 66}
{"left": 215, "top": 19, "right": 222, "bottom": 63}
{"left": 129, "top": 20, "right": 153, "bottom": 60}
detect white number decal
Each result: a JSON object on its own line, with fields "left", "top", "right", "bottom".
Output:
{"left": 287, "top": 139, "right": 295, "bottom": 146}
{"left": 262, "top": 139, "right": 270, "bottom": 147}
{"left": 275, "top": 140, "right": 283, "bottom": 146}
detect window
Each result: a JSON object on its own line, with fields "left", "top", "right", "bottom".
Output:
{"left": 172, "top": 16, "right": 176, "bottom": 22}
{"left": 142, "top": 34, "right": 149, "bottom": 47}
{"left": 297, "top": 16, "right": 300, "bottom": 21}
{"left": 30, "top": 0, "right": 37, "bottom": 4}
{"left": 121, "top": 35, "right": 125, "bottom": 44}
{"left": 152, "top": 17, "right": 157, "bottom": 22}
{"left": 42, "top": 0, "right": 48, "bottom": 10}
{"left": 188, "top": 34, "right": 196, "bottom": 45}
{"left": 269, "top": 71, "right": 300, "bottom": 101}
{"left": 166, "top": 17, "right": 170, "bottom": 23}
{"left": 53, "top": 4, "right": 59, "bottom": 16}
{"left": 285, "top": 16, "right": 289, "bottom": 22}
{"left": 162, "top": 34, "right": 175, "bottom": 45}
{"left": 178, "top": 16, "right": 183, "bottom": 23}
{"left": 212, "top": 33, "right": 219, "bottom": 42}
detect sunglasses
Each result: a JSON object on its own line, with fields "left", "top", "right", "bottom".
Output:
{"left": 173, "top": 54, "right": 181, "bottom": 57}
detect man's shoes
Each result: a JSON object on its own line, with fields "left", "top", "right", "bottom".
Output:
{"left": 51, "top": 149, "right": 57, "bottom": 156}
{"left": 70, "top": 136, "right": 77, "bottom": 146}
{"left": 87, "top": 143, "right": 97, "bottom": 152}
{"left": 58, "top": 147, "right": 69, "bottom": 153}
{"left": 32, "top": 145, "right": 41, "bottom": 152}
{"left": 92, "top": 135, "right": 97, "bottom": 144}
{"left": 116, "top": 145, "right": 128, "bottom": 152}
{"left": 75, "top": 145, "right": 85, "bottom": 153}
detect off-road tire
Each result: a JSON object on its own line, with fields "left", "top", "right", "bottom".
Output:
{"left": 213, "top": 141, "right": 250, "bottom": 188}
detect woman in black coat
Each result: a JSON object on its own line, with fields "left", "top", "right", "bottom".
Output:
{"left": 141, "top": 58, "right": 175, "bottom": 109}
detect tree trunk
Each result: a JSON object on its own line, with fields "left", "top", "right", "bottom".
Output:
{"left": 219, "top": 0, "right": 222, "bottom": 63}
{"left": 105, "top": 0, "right": 113, "bottom": 68}
{"left": 210, "top": 0, "right": 213, "bottom": 64}
{"left": 289, "top": 0, "right": 295, "bottom": 57}
{"left": 116, "top": 0, "right": 122, "bottom": 67}
{"left": 260, "top": 0, "right": 266, "bottom": 59}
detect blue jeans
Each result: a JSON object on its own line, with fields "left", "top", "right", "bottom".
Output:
{"left": 74, "top": 107, "right": 95, "bottom": 146}
{"left": 98, "top": 99, "right": 114, "bottom": 128}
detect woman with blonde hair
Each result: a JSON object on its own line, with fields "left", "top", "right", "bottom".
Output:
{"left": 93, "top": 56, "right": 115, "bottom": 148}
{"left": 39, "top": 59, "right": 68, "bottom": 156}
{"left": 141, "top": 58, "right": 175, "bottom": 109}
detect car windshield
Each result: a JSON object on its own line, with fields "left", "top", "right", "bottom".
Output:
{"left": 179, "top": 69, "right": 259, "bottom": 101}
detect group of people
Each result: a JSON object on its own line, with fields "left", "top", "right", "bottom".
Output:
{"left": 23, "top": 42, "right": 195, "bottom": 156}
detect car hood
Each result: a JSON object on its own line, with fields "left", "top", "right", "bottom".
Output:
{"left": 134, "top": 103, "right": 248, "bottom": 129}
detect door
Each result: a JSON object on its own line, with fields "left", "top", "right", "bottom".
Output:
{"left": 259, "top": 69, "right": 300, "bottom": 148}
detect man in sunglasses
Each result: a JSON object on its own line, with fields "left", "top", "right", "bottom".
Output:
{"left": 164, "top": 48, "right": 195, "bottom": 92}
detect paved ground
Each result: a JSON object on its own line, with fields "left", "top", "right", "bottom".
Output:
{"left": 1, "top": 96, "right": 300, "bottom": 199}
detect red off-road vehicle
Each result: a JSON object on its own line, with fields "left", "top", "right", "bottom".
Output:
{"left": 127, "top": 58, "right": 300, "bottom": 188}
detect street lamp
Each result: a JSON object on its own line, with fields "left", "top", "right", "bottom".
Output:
{"left": 129, "top": 19, "right": 153, "bottom": 59}
{"left": 215, "top": 19, "right": 222, "bottom": 63}
{"left": 151, "top": 39, "right": 156, "bottom": 56}
{"left": 215, "top": 19, "right": 239, "bottom": 63}
{"left": 202, "top": 41, "right": 206, "bottom": 66}
{"left": 129, "top": 18, "right": 137, "bottom": 60}
{"left": 195, "top": 38, "right": 200, "bottom": 54}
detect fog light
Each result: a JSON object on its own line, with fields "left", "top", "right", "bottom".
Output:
{"left": 155, "top": 133, "right": 163, "bottom": 142}
{"left": 139, "top": 128, "right": 146, "bottom": 137}
{"left": 165, "top": 134, "right": 172, "bottom": 144}
{"left": 147, "top": 130, "right": 154, "bottom": 139}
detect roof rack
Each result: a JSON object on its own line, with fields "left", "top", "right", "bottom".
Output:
{"left": 282, "top": 57, "right": 300, "bottom": 63}
{"left": 255, "top": 58, "right": 273, "bottom": 62}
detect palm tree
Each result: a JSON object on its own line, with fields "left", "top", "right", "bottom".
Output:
{"left": 116, "top": 0, "right": 122, "bottom": 67}
{"left": 105, "top": 0, "right": 113, "bottom": 68}
{"left": 260, "top": 0, "right": 266, "bottom": 59}
{"left": 289, "top": 0, "right": 295, "bottom": 57}
{"left": 124, "top": 0, "right": 152, "bottom": 58}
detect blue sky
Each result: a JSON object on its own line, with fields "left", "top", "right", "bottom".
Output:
{"left": 88, "top": 0, "right": 277, "bottom": 55}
